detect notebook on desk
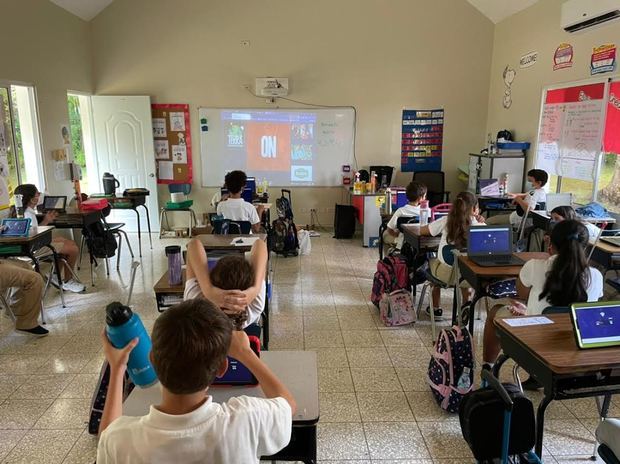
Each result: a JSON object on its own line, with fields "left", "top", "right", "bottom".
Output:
{"left": 468, "top": 226, "right": 524, "bottom": 267}
{"left": 571, "top": 302, "right": 620, "bottom": 349}
{"left": 601, "top": 236, "right": 620, "bottom": 247}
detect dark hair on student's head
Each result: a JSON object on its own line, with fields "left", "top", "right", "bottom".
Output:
{"left": 10, "top": 184, "right": 39, "bottom": 217}
{"left": 527, "top": 169, "right": 548, "bottom": 187}
{"left": 224, "top": 170, "right": 247, "bottom": 194}
{"left": 210, "top": 255, "right": 254, "bottom": 291}
{"left": 446, "top": 191, "right": 478, "bottom": 249}
{"left": 539, "top": 219, "right": 590, "bottom": 307}
{"left": 151, "top": 298, "right": 232, "bottom": 394}
{"left": 550, "top": 205, "right": 577, "bottom": 221}
{"left": 406, "top": 182, "right": 427, "bottom": 203}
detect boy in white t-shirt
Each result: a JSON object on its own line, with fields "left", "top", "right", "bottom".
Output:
{"left": 217, "top": 170, "right": 263, "bottom": 233}
{"left": 97, "top": 298, "right": 296, "bottom": 464}
{"left": 487, "top": 169, "right": 548, "bottom": 227}
{"left": 382, "top": 181, "right": 426, "bottom": 252}
{"left": 482, "top": 220, "right": 603, "bottom": 382}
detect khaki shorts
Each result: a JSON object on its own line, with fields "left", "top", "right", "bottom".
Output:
{"left": 429, "top": 259, "right": 470, "bottom": 288}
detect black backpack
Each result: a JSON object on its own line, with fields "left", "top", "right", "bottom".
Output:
{"left": 276, "top": 190, "right": 294, "bottom": 220}
{"left": 88, "top": 361, "right": 134, "bottom": 434}
{"left": 83, "top": 221, "right": 118, "bottom": 258}
{"left": 270, "top": 218, "right": 299, "bottom": 257}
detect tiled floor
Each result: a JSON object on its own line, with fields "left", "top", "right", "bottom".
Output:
{"left": 0, "top": 232, "right": 614, "bottom": 463}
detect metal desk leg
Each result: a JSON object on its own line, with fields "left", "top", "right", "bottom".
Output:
{"left": 535, "top": 391, "right": 553, "bottom": 458}
{"left": 134, "top": 207, "right": 142, "bottom": 257}
{"left": 45, "top": 245, "right": 66, "bottom": 308}
{"left": 139, "top": 204, "right": 153, "bottom": 249}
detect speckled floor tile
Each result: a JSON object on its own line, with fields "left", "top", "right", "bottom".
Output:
{"left": 55, "top": 336, "right": 102, "bottom": 355}
{"left": 552, "top": 455, "right": 604, "bottom": 463}
{"left": 396, "top": 367, "right": 430, "bottom": 392}
{"left": 378, "top": 328, "right": 425, "bottom": 347}
{"left": 317, "top": 422, "right": 370, "bottom": 460}
{"left": 338, "top": 312, "right": 377, "bottom": 330}
{"left": 38, "top": 354, "right": 92, "bottom": 375}
{"left": 59, "top": 374, "right": 99, "bottom": 399}
{"left": 525, "top": 391, "right": 577, "bottom": 420}
{"left": 3, "top": 428, "right": 82, "bottom": 464}
{"left": 79, "top": 353, "right": 106, "bottom": 374}
{"left": 417, "top": 421, "right": 473, "bottom": 459}
{"left": 310, "top": 347, "right": 348, "bottom": 368}
{"left": 543, "top": 419, "right": 596, "bottom": 456}
{"left": 0, "top": 399, "right": 53, "bottom": 429}
{"left": 346, "top": 347, "right": 392, "bottom": 368}
{"left": 9, "top": 374, "right": 75, "bottom": 400}
{"left": 563, "top": 397, "right": 620, "bottom": 419}
{"left": 0, "top": 375, "right": 28, "bottom": 401}
{"left": 350, "top": 368, "right": 402, "bottom": 392}
{"left": 405, "top": 391, "right": 459, "bottom": 422}
{"left": 304, "top": 314, "right": 340, "bottom": 331}
{"left": 33, "top": 398, "right": 90, "bottom": 429}
{"left": 62, "top": 428, "right": 98, "bottom": 464}
{"left": 0, "top": 430, "right": 27, "bottom": 461}
{"left": 363, "top": 422, "right": 430, "bottom": 460}
{"left": 305, "top": 330, "right": 345, "bottom": 348}
{"left": 319, "top": 392, "right": 361, "bottom": 423}
{"left": 357, "top": 391, "right": 414, "bottom": 422}
{"left": 386, "top": 346, "right": 432, "bottom": 368}
{"left": 342, "top": 330, "right": 384, "bottom": 347}
{"left": 318, "top": 367, "right": 354, "bottom": 392}
{"left": 0, "top": 355, "right": 50, "bottom": 375}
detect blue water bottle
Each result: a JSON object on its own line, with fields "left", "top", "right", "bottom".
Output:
{"left": 105, "top": 302, "right": 157, "bottom": 387}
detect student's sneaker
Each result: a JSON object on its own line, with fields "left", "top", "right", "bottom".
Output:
{"left": 62, "top": 279, "right": 86, "bottom": 293}
{"left": 17, "top": 325, "right": 49, "bottom": 337}
{"left": 425, "top": 306, "right": 443, "bottom": 321}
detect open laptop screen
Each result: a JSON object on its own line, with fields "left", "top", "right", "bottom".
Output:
{"left": 468, "top": 226, "right": 512, "bottom": 255}
{"left": 572, "top": 302, "right": 620, "bottom": 349}
{"left": 43, "top": 196, "right": 66, "bottom": 211}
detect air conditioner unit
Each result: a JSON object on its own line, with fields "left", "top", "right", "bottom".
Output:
{"left": 561, "top": 0, "right": 620, "bottom": 32}
{"left": 255, "top": 77, "right": 289, "bottom": 97}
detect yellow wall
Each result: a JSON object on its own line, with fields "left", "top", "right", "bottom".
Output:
{"left": 487, "top": 0, "right": 620, "bottom": 170}
{"left": 0, "top": 0, "right": 92, "bottom": 197}
{"left": 90, "top": 0, "right": 495, "bottom": 224}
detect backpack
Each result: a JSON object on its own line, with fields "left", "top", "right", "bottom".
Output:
{"left": 379, "top": 289, "right": 416, "bottom": 326}
{"left": 428, "top": 325, "right": 474, "bottom": 413}
{"left": 270, "top": 218, "right": 299, "bottom": 257}
{"left": 88, "top": 361, "right": 135, "bottom": 434}
{"left": 83, "top": 221, "right": 118, "bottom": 258}
{"left": 276, "top": 195, "right": 293, "bottom": 220}
{"left": 370, "top": 256, "right": 409, "bottom": 307}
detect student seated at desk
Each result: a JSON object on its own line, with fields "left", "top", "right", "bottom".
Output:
{"left": 487, "top": 169, "right": 548, "bottom": 227}
{"left": 482, "top": 220, "right": 603, "bottom": 384}
{"left": 420, "top": 191, "right": 485, "bottom": 320}
{"left": 529, "top": 205, "right": 602, "bottom": 251}
{"left": 382, "top": 181, "right": 426, "bottom": 251}
{"left": 97, "top": 299, "right": 296, "bottom": 463}
{"left": 184, "top": 238, "right": 267, "bottom": 326}
{"left": 0, "top": 259, "right": 48, "bottom": 336}
{"left": 217, "top": 170, "right": 263, "bottom": 233}
{"left": 13, "top": 184, "right": 85, "bottom": 293}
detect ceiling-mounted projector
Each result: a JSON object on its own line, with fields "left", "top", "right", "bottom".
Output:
{"left": 255, "top": 77, "right": 289, "bottom": 97}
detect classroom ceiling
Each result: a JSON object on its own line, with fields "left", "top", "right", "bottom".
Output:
{"left": 49, "top": 0, "right": 113, "bottom": 21}
{"left": 49, "top": 0, "right": 540, "bottom": 23}
{"left": 466, "top": 0, "right": 540, "bottom": 23}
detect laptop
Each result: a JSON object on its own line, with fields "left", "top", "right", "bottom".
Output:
{"left": 42, "top": 195, "right": 67, "bottom": 212}
{"left": 478, "top": 178, "right": 500, "bottom": 196}
{"left": 0, "top": 218, "right": 32, "bottom": 237}
{"left": 571, "top": 301, "right": 620, "bottom": 349}
{"left": 601, "top": 236, "right": 620, "bottom": 247}
{"left": 468, "top": 225, "right": 525, "bottom": 267}
{"left": 545, "top": 193, "right": 572, "bottom": 214}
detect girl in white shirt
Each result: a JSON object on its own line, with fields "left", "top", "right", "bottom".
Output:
{"left": 14, "top": 184, "right": 85, "bottom": 293}
{"left": 420, "top": 191, "right": 485, "bottom": 320}
{"left": 483, "top": 219, "right": 603, "bottom": 368}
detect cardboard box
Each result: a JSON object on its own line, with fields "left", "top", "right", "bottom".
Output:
{"left": 192, "top": 225, "right": 213, "bottom": 236}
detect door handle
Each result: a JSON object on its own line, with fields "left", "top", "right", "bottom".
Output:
{"left": 149, "top": 173, "right": 155, "bottom": 178}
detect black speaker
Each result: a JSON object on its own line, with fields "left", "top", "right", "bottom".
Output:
{"left": 333, "top": 204, "right": 356, "bottom": 239}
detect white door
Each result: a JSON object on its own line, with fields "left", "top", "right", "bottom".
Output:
{"left": 91, "top": 96, "right": 159, "bottom": 231}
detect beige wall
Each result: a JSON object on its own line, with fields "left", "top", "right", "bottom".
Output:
{"left": 91, "top": 0, "right": 495, "bottom": 225}
{"left": 487, "top": 0, "right": 620, "bottom": 170}
{"left": 0, "top": 0, "right": 92, "bottom": 197}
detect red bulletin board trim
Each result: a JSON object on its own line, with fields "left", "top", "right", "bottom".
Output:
{"left": 152, "top": 103, "right": 192, "bottom": 185}
{"left": 545, "top": 82, "right": 606, "bottom": 104}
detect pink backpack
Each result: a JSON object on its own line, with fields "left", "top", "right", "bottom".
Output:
{"left": 371, "top": 256, "right": 409, "bottom": 307}
{"left": 379, "top": 289, "right": 416, "bottom": 326}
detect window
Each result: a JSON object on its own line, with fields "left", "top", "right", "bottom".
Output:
{"left": 0, "top": 83, "right": 45, "bottom": 204}
{"left": 67, "top": 93, "right": 96, "bottom": 194}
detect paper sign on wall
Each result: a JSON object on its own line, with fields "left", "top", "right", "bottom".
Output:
{"left": 169, "top": 112, "right": 185, "bottom": 131}
{"left": 158, "top": 160, "right": 173, "bottom": 180}
{"left": 519, "top": 51, "right": 538, "bottom": 68}
{"left": 553, "top": 43, "right": 574, "bottom": 71}
{"left": 153, "top": 118, "right": 167, "bottom": 138}
{"left": 591, "top": 44, "right": 617, "bottom": 75}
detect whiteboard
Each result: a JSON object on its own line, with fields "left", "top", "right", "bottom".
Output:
{"left": 535, "top": 82, "right": 607, "bottom": 182}
{"left": 199, "top": 107, "right": 355, "bottom": 187}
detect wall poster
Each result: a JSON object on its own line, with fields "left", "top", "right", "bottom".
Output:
{"left": 151, "top": 104, "right": 192, "bottom": 184}
{"left": 401, "top": 109, "right": 444, "bottom": 172}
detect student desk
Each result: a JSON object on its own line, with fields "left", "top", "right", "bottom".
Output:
{"left": 530, "top": 210, "right": 616, "bottom": 231}
{"left": 0, "top": 226, "right": 65, "bottom": 307}
{"left": 46, "top": 207, "right": 102, "bottom": 230}
{"left": 590, "top": 240, "right": 620, "bottom": 274}
{"left": 457, "top": 252, "right": 548, "bottom": 334}
{"left": 478, "top": 195, "right": 515, "bottom": 217}
{"left": 400, "top": 224, "right": 441, "bottom": 255}
{"left": 122, "top": 351, "right": 319, "bottom": 464}
{"left": 494, "top": 314, "right": 620, "bottom": 458}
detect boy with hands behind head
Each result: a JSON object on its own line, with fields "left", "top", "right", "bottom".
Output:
{"left": 97, "top": 298, "right": 296, "bottom": 464}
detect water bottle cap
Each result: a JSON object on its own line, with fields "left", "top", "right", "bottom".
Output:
{"left": 165, "top": 245, "right": 181, "bottom": 256}
{"left": 420, "top": 200, "right": 429, "bottom": 208}
{"left": 106, "top": 302, "right": 134, "bottom": 326}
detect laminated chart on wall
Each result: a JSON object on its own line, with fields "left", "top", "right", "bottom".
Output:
{"left": 401, "top": 109, "right": 444, "bottom": 172}
{"left": 151, "top": 104, "right": 192, "bottom": 184}
{"left": 536, "top": 83, "right": 607, "bottom": 181}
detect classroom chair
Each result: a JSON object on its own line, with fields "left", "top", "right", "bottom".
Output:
{"left": 412, "top": 171, "right": 450, "bottom": 207}
{"left": 378, "top": 216, "right": 419, "bottom": 260}
{"left": 597, "top": 419, "right": 620, "bottom": 464}
{"left": 431, "top": 203, "right": 451, "bottom": 221}
{"left": 212, "top": 218, "right": 252, "bottom": 235}
{"left": 0, "top": 287, "right": 46, "bottom": 325}
{"left": 159, "top": 184, "right": 198, "bottom": 238}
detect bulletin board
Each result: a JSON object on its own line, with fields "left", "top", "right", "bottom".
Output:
{"left": 401, "top": 109, "right": 444, "bottom": 172}
{"left": 535, "top": 81, "right": 607, "bottom": 181}
{"left": 151, "top": 103, "right": 192, "bottom": 184}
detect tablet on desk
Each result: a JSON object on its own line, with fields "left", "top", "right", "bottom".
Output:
{"left": 0, "top": 218, "right": 31, "bottom": 237}
{"left": 571, "top": 301, "right": 620, "bottom": 349}
{"left": 212, "top": 335, "right": 260, "bottom": 386}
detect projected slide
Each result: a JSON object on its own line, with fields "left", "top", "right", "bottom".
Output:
{"left": 200, "top": 108, "right": 355, "bottom": 187}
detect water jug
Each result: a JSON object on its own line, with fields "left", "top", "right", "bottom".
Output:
{"left": 105, "top": 302, "right": 157, "bottom": 387}
{"left": 419, "top": 200, "right": 430, "bottom": 226}
{"left": 165, "top": 245, "right": 182, "bottom": 286}
{"left": 102, "top": 173, "right": 120, "bottom": 196}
